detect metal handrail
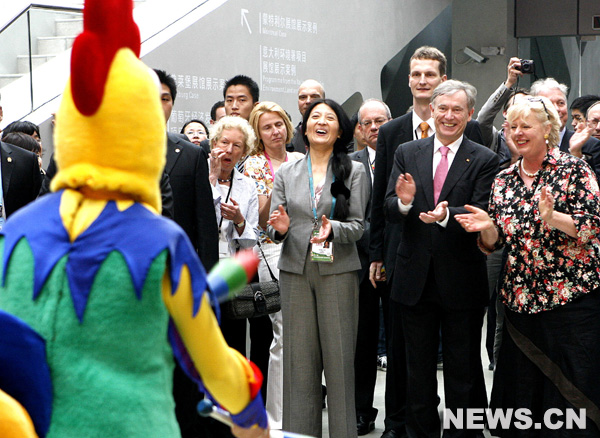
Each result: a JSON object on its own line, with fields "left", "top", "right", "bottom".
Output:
{"left": 0, "top": 3, "right": 82, "bottom": 36}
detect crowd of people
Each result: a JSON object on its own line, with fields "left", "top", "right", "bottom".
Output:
{"left": 1, "top": 41, "right": 600, "bottom": 438}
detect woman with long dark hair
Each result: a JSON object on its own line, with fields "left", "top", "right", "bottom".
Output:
{"left": 267, "top": 99, "right": 369, "bottom": 438}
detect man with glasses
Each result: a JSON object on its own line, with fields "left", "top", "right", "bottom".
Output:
{"left": 351, "top": 99, "right": 391, "bottom": 435}
{"left": 586, "top": 101, "right": 600, "bottom": 142}
{"left": 530, "top": 78, "right": 600, "bottom": 179}
{"left": 588, "top": 103, "right": 600, "bottom": 134}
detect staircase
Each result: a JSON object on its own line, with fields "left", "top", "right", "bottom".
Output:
{"left": 0, "top": 1, "right": 146, "bottom": 89}
{"left": 0, "top": 10, "right": 82, "bottom": 88}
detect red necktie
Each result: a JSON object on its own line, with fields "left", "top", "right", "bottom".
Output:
{"left": 433, "top": 146, "right": 449, "bottom": 204}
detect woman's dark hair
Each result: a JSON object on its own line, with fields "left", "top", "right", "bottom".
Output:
{"left": 2, "top": 132, "right": 41, "bottom": 155}
{"left": 2, "top": 120, "right": 41, "bottom": 139}
{"left": 180, "top": 119, "right": 210, "bottom": 137}
{"left": 301, "top": 98, "right": 353, "bottom": 220}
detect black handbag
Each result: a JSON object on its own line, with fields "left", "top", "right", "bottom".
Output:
{"left": 222, "top": 243, "right": 281, "bottom": 319}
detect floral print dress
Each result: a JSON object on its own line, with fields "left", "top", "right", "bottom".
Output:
{"left": 485, "top": 148, "right": 600, "bottom": 314}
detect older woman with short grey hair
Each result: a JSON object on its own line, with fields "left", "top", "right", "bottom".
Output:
{"left": 208, "top": 116, "right": 267, "bottom": 386}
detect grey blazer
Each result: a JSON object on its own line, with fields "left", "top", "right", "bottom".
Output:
{"left": 267, "top": 155, "right": 369, "bottom": 275}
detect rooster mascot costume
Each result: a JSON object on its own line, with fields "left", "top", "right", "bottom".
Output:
{"left": 0, "top": 0, "right": 267, "bottom": 437}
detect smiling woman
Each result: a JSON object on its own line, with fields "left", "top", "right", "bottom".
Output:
{"left": 244, "top": 101, "right": 304, "bottom": 428}
{"left": 266, "top": 98, "right": 369, "bottom": 437}
{"left": 455, "top": 96, "right": 600, "bottom": 436}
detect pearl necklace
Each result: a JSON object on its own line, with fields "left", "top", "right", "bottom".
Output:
{"left": 520, "top": 160, "right": 539, "bottom": 178}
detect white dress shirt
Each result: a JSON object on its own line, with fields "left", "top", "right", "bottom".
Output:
{"left": 398, "top": 135, "right": 464, "bottom": 227}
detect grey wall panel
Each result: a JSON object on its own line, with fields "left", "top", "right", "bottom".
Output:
{"left": 141, "top": 0, "right": 452, "bottom": 133}
{"left": 515, "top": 0, "right": 578, "bottom": 37}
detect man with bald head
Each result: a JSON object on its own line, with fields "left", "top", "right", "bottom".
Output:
{"left": 289, "top": 79, "right": 325, "bottom": 153}
{"left": 587, "top": 101, "right": 600, "bottom": 142}
{"left": 351, "top": 99, "right": 392, "bottom": 435}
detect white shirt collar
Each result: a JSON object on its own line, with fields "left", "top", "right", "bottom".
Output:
{"left": 366, "top": 145, "right": 376, "bottom": 162}
{"left": 433, "top": 135, "right": 463, "bottom": 154}
{"left": 412, "top": 111, "right": 435, "bottom": 139}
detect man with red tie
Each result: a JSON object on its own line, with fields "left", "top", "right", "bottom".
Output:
{"left": 384, "top": 80, "right": 498, "bottom": 438}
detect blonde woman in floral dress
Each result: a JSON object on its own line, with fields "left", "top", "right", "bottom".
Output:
{"left": 456, "top": 97, "right": 600, "bottom": 437}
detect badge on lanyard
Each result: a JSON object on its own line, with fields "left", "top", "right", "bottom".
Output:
{"left": 311, "top": 220, "right": 333, "bottom": 263}
{"left": 307, "top": 154, "right": 335, "bottom": 263}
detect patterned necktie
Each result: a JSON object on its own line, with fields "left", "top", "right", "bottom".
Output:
{"left": 419, "top": 121, "right": 429, "bottom": 139}
{"left": 433, "top": 146, "right": 449, "bottom": 204}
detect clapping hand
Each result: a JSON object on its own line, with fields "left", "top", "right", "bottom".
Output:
{"left": 221, "top": 198, "right": 243, "bottom": 223}
{"left": 310, "top": 215, "right": 332, "bottom": 243}
{"left": 267, "top": 205, "right": 290, "bottom": 234}
{"left": 419, "top": 201, "right": 448, "bottom": 224}
{"left": 539, "top": 186, "right": 554, "bottom": 222}
{"left": 455, "top": 205, "right": 494, "bottom": 233}
{"left": 569, "top": 122, "right": 594, "bottom": 158}
{"left": 395, "top": 173, "right": 416, "bottom": 205}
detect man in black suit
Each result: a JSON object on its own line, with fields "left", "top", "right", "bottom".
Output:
{"left": 530, "top": 78, "right": 600, "bottom": 179}
{"left": 385, "top": 80, "right": 498, "bottom": 438}
{"left": 369, "top": 46, "right": 483, "bottom": 438}
{"left": 155, "top": 69, "right": 218, "bottom": 270}
{"left": 350, "top": 99, "right": 392, "bottom": 435}
{"left": 0, "top": 140, "right": 42, "bottom": 221}
{"left": 155, "top": 69, "right": 221, "bottom": 438}
{"left": 289, "top": 79, "right": 325, "bottom": 153}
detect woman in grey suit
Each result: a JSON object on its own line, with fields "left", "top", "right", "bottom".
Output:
{"left": 267, "top": 99, "right": 369, "bottom": 438}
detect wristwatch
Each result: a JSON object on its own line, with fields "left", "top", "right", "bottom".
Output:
{"left": 234, "top": 220, "right": 245, "bottom": 228}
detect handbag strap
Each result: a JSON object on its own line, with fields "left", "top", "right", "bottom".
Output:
{"left": 256, "top": 241, "right": 278, "bottom": 282}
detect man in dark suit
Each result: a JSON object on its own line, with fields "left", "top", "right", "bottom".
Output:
{"left": 155, "top": 69, "right": 218, "bottom": 270}
{"left": 1, "top": 140, "right": 42, "bottom": 220}
{"left": 350, "top": 99, "right": 392, "bottom": 435}
{"left": 530, "top": 78, "right": 600, "bottom": 180}
{"left": 155, "top": 69, "right": 221, "bottom": 438}
{"left": 369, "top": 46, "right": 483, "bottom": 438}
{"left": 385, "top": 80, "right": 498, "bottom": 438}
{"left": 289, "top": 79, "right": 325, "bottom": 153}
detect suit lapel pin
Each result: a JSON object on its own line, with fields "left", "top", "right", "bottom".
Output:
{"left": 7, "top": 157, "right": 12, "bottom": 163}
{"left": 466, "top": 158, "right": 470, "bottom": 162}
{"left": 175, "top": 148, "right": 181, "bottom": 153}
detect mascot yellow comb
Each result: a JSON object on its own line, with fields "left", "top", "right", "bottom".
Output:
{"left": 0, "top": 0, "right": 267, "bottom": 436}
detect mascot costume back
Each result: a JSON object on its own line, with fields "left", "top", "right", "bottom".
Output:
{"left": 0, "top": 0, "right": 267, "bottom": 437}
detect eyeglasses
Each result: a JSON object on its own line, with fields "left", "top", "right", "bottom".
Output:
{"left": 360, "top": 118, "right": 389, "bottom": 128}
{"left": 527, "top": 97, "right": 550, "bottom": 120}
{"left": 587, "top": 118, "right": 600, "bottom": 129}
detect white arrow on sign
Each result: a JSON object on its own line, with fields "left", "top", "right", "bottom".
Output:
{"left": 241, "top": 9, "right": 251, "bottom": 34}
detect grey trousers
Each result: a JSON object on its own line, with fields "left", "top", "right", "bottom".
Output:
{"left": 280, "top": 252, "right": 359, "bottom": 438}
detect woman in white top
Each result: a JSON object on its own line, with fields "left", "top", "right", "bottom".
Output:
{"left": 208, "top": 116, "right": 265, "bottom": 390}
{"left": 245, "top": 102, "right": 303, "bottom": 429}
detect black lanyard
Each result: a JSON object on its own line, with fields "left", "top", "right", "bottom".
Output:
{"left": 218, "top": 171, "right": 234, "bottom": 234}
